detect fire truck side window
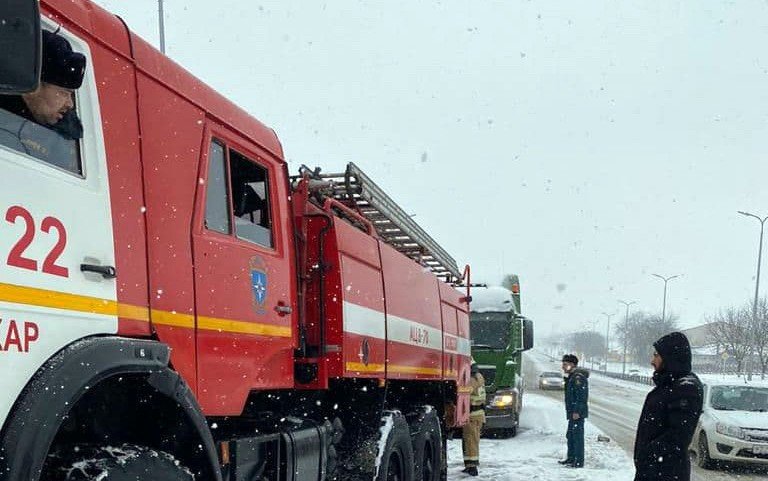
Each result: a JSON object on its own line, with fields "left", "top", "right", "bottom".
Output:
{"left": 0, "top": 29, "right": 84, "bottom": 176}
{"left": 0, "top": 107, "right": 82, "bottom": 174}
{"left": 204, "top": 140, "right": 232, "bottom": 234}
{"left": 229, "top": 149, "right": 273, "bottom": 249}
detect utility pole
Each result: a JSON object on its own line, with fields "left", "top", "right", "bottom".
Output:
{"left": 618, "top": 300, "right": 636, "bottom": 375}
{"left": 158, "top": 0, "right": 166, "bottom": 54}
{"left": 652, "top": 273, "right": 680, "bottom": 323}
{"left": 602, "top": 312, "right": 615, "bottom": 372}
{"left": 737, "top": 210, "right": 768, "bottom": 380}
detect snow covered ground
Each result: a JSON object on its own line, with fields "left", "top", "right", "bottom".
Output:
{"left": 535, "top": 353, "right": 768, "bottom": 481}
{"left": 698, "top": 373, "right": 768, "bottom": 388}
{"left": 447, "top": 393, "right": 635, "bottom": 480}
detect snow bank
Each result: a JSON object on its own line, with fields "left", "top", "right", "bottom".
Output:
{"left": 698, "top": 373, "right": 768, "bottom": 388}
{"left": 448, "top": 393, "right": 634, "bottom": 480}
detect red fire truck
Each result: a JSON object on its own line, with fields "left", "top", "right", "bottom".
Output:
{"left": 0, "top": 1, "right": 471, "bottom": 480}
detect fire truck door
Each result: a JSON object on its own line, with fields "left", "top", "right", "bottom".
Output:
{"left": 192, "top": 132, "right": 295, "bottom": 415}
{"left": 0, "top": 25, "right": 117, "bottom": 423}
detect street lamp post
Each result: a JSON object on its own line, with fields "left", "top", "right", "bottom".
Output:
{"left": 652, "top": 273, "right": 681, "bottom": 323}
{"left": 738, "top": 211, "right": 768, "bottom": 322}
{"left": 602, "top": 312, "right": 615, "bottom": 372}
{"left": 158, "top": 0, "right": 166, "bottom": 54}
{"left": 737, "top": 210, "right": 768, "bottom": 380}
{"left": 618, "top": 300, "right": 636, "bottom": 375}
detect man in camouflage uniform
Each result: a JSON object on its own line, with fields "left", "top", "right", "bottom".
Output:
{"left": 462, "top": 362, "right": 486, "bottom": 476}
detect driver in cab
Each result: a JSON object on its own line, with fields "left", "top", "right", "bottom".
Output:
{"left": 0, "top": 29, "right": 85, "bottom": 163}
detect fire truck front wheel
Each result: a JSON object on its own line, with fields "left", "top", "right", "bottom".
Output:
{"left": 46, "top": 444, "right": 194, "bottom": 481}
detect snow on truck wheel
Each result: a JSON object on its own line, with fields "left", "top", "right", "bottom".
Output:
{"left": 374, "top": 411, "right": 415, "bottom": 481}
{"left": 47, "top": 444, "right": 194, "bottom": 481}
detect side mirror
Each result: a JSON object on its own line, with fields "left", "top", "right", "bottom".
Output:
{"left": 522, "top": 318, "right": 534, "bottom": 351}
{"left": 0, "top": 0, "right": 41, "bottom": 94}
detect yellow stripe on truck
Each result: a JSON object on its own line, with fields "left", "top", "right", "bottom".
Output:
{"left": 0, "top": 281, "right": 120, "bottom": 317}
{"left": 346, "top": 362, "right": 386, "bottom": 373}
{"left": 151, "top": 309, "right": 195, "bottom": 329}
{"left": 196, "top": 314, "right": 291, "bottom": 337}
{"left": 0, "top": 281, "right": 291, "bottom": 338}
{"left": 345, "top": 362, "right": 444, "bottom": 377}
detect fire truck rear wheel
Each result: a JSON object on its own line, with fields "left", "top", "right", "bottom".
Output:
{"left": 409, "top": 408, "right": 443, "bottom": 481}
{"left": 48, "top": 444, "right": 194, "bottom": 481}
{"left": 375, "top": 411, "right": 415, "bottom": 481}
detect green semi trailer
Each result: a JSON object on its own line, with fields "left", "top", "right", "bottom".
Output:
{"left": 469, "top": 281, "right": 534, "bottom": 437}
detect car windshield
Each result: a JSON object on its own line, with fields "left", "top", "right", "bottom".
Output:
{"left": 710, "top": 386, "right": 768, "bottom": 412}
{"left": 541, "top": 372, "right": 561, "bottom": 378}
{"left": 469, "top": 312, "right": 510, "bottom": 350}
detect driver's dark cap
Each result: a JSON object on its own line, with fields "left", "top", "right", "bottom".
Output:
{"left": 41, "top": 30, "right": 86, "bottom": 90}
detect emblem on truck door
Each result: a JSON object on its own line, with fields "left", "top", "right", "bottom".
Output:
{"left": 249, "top": 256, "right": 268, "bottom": 314}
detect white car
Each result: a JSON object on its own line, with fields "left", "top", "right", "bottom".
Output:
{"left": 538, "top": 371, "right": 565, "bottom": 390}
{"left": 690, "top": 382, "right": 768, "bottom": 469}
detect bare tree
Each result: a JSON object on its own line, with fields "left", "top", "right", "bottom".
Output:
{"left": 708, "top": 305, "right": 753, "bottom": 375}
{"left": 569, "top": 330, "right": 605, "bottom": 360}
{"left": 614, "top": 311, "right": 679, "bottom": 365}
{"left": 614, "top": 312, "right": 642, "bottom": 363}
{"left": 750, "top": 298, "right": 768, "bottom": 379}
{"left": 501, "top": 274, "right": 519, "bottom": 292}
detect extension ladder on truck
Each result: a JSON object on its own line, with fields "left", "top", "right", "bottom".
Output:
{"left": 298, "top": 162, "right": 462, "bottom": 283}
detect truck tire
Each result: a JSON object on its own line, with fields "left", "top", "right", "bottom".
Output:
{"left": 375, "top": 411, "right": 415, "bottom": 481}
{"left": 48, "top": 444, "right": 194, "bottom": 481}
{"left": 505, "top": 411, "right": 519, "bottom": 438}
{"left": 334, "top": 411, "right": 415, "bottom": 481}
{"left": 409, "top": 408, "right": 442, "bottom": 481}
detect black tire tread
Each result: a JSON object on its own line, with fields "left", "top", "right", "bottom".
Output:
{"left": 48, "top": 444, "right": 194, "bottom": 481}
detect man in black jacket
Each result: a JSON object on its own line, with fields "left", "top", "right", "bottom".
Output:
{"left": 634, "top": 332, "right": 703, "bottom": 481}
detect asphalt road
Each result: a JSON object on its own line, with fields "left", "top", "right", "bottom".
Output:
{"left": 524, "top": 351, "right": 768, "bottom": 481}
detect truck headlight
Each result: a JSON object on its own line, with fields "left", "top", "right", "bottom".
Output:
{"left": 491, "top": 393, "right": 515, "bottom": 407}
{"left": 716, "top": 422, "right": 745, "bottom": 440}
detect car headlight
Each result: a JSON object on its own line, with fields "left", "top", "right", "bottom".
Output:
{"left": 491, "top": 393, "right": 516, "bottom": 407}
{"left": 716, "top": 422, "right": 745, "bottom": 440}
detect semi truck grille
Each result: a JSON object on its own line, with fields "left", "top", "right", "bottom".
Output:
{"left": 479, "top": 367, "right": 496, "bottom": 386}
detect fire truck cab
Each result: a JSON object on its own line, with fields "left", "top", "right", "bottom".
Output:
{"left": 0, "top": 2, "right": 471, "bottom": 481}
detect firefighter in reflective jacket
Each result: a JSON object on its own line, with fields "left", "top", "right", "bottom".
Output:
{"left": 462, "top": 362, "right": 486, "bottom": 476}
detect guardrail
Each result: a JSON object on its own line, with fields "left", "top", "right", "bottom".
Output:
{"left": 593, "top": 370, "right": 653, "bottom": 386}
{"left": 534, "top": 352, "right": 654, "bottom": 386}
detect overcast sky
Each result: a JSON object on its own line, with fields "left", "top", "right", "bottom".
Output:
{"left": 93, "top": 0, "right": 768, "bottom": 338}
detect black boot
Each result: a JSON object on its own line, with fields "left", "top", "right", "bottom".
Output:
{"left": 558, "top": 459, "right": 573, "bottom": 465}
{"left": 466, "top": 466, "right": 478, "bottom": 476}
